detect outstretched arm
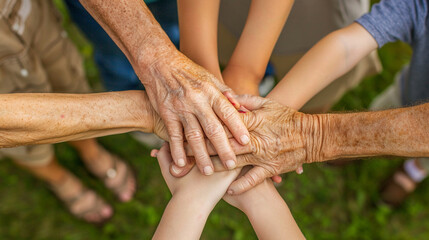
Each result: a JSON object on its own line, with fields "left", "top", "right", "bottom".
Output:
{"left": 222, "top": 0, "right": 294, "bottom": 95}
{"left": 79, "top": 0, "right": 250, "bottom": 176}
{"left": 177, "top": 0, "right": 222, "bottom": 80}
{"left": 0, "top": 91, "right": 164, "bottom": 147}
{"left": 182, "top": 95, "right": 429, "bottom": 194}
{"left": 152, "top": 144, "right": 241, "bottom": 239}
{"left": 267, "top": 23, "right": 377, "bottom": 109}
{"left": 224, "top": 168, "right": 305, "bottom": 239}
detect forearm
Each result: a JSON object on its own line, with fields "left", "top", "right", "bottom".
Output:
{"left": 0, "top": 91, "right": 155, "bottom": 147}
{"left": 79, "top": 0, "right": 176, "bottom": 79}
{"left": 240, "top": 183, "right": 304, "bottom": 239}
{"left": 268, "top": 23, "right": 377, "bottom": 110}
{"left": 177, "top": 0, "right": 222, "bottom": 79}
{"left": 320, "top": 103, "right": 429, "bottom": 161}
{"left": 226, "top": 0, "right": 294, "bottom": 82}
{"left": 153, "top": 193, "right": 215, "bottom": 240}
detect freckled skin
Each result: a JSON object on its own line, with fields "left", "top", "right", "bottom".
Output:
{"left": 79, "top": 0, "right": 250, "bottom": 172}
{"left": 323, "top": 103, "right": 429, "bottom": 160}
{"left": 0, "top": 91, "right": 167, "bottom": 148}
{"left": 217, "top": 96, "right": 429, "bottom": 194}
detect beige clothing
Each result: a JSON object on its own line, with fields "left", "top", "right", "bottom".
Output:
{"left": 0, "top": 0, "right": 90, "bottom": 165}
{"left": 218, "top": 0, "right": 382, "bottom": 112}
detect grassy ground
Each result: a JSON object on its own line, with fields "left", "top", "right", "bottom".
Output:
{"left": 1, "top": 1, "right": 427, "bottom": 239}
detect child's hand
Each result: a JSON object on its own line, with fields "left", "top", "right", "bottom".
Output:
{"left": 223, "top": 166, "right": 278, "bottom": 212}
{"left": 154, "top": 143, "right": 242, "bottom": 206}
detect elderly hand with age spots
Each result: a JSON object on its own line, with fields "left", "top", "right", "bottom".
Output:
{"left": 79, "top": 0, "right": 250, "bottom": 178}
{"left": 140, "top": 49, "right": 252, "bottom": 177}
{"left": 176, "top": 95, "right": 321, "bottom": 194}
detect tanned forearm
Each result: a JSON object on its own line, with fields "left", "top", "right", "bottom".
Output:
{"left": 226, "top": 0, "right": 294, "bottom": 82}
{"left": 0, "top": 91, "right": 156, "bottom": 148}
{"left": 79, "top": 0, "right": 175, "bottom": 77}
{"left": 178, "top": 0, "right": 222, "bottom": 79}
{"left": 319, "top": 103, "right": 429, "bottom": 162}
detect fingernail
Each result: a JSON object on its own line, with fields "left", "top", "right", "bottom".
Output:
{"left": 227, "top": 189, "right": 234, "bottom": 195}
{"left": 240, "top": 135, "right": 250, "bottom": 145}
{"left": 297, "top": 167, "right": 303, "bottom": 174}
{"left": 238, "top": 106, "right": 248, "bottom": 113}
{"left": 171, "top": 164, "right": 182, "bottom": 175}
{"left": 226, "top": 160, "right": 236, "bottom": 170}
{"left": 177, "top": 158, "right": 186, "bottom": 167}
{"left": 204, "top": 166, "right": 214, "bottom": 175}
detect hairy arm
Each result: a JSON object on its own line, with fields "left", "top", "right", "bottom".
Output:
{"left": 0, "top": 91, "right": 161, "bottom": 147}
{"left": 267, "top": 23, "right": 378, "bottom": 109}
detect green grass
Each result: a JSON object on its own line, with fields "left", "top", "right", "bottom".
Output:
{"left": 0, "top": 1, "right": 427, "bottom": 239}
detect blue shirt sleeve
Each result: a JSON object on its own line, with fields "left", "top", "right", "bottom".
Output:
{"left": 356, "top": 0, "right": 428, "bottom": 47}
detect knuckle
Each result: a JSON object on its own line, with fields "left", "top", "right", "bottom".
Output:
{"left": 185, "top": 129, "right": 204, "bottom": 141}
{"left": 168, "top": 132, "right": 183, "bottom": 143}
{"left": 220, "top": 106, "right": 237, "bottom": 121}
{"left": 204, "top": 122, "right": 224, "bottom": 139}
{"left": 245, "top": 173, "right": 258, "bottom": 188}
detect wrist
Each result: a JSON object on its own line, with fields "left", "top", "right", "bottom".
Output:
{"left": 239, "top": 186, "right": 279, "bottom": 217}
{"left": 135, "top": 40, "right": 179, "bottom": 84}
{"left": 223, "top": 64, "right": 262, "bottom": 85}
{"left": 298, "top": 112, "right": 331, "bottom": 163}
{"left": 173, "top": 190, "right": 217, "bottom": 214}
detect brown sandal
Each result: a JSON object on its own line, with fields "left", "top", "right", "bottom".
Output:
{"left": 50, "top": 174, "right": 113, "bottom": 224}
{"left": 84, "top": 148, "right": 136, "bottom": 202}
{"left": 102, "top": 154, "right": 136, "bottom": 202}
{"left": 380, "top": 159, "right": 426, "bottom": 207}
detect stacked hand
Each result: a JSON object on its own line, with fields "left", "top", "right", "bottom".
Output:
{"left": 173, "top": 95, "right": 322, "bottom": 194}
{"left": 141, "top": 50, "right": 250, "bottom": 175}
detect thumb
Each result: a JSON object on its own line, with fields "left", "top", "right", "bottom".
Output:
{"left": 227, "top": 166, "right": 270, "bottom": 195}
{"left": 156, "top": 143, "right": 173, "bottom": 175}
{"left": 234, "top": 95, "right": 266, "bottom": 111}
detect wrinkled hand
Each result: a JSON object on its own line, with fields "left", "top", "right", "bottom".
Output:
{"left": 140, "top": 50, "right": 249, "bottom": 175}
{"left": 183, "top": 95, "right": 322, "bottom": 194}
{"left": 229, "top": 95, "right": 322, "bottom": 194}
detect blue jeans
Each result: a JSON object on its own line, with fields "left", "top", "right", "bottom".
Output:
{"left": 64, "top": 0, "right": 180, "bottom": 91}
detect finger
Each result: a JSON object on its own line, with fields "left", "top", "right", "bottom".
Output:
{"left": 150, "top": 149, "right": 159, "bottom": 157}
{"left": 271, "top": 175, "right": 282, "bottom": 183}
{"left": 165, "top": 118, "right": 187, "bottom": 167}
{"left": 196, "top": 107, "right": 237, "bottom": 170}
{"left": 213, "top": 96, "right": 250, "bottom": 146}
{"left": 223, "top": 91, "right": 240, "bottom": 109}
{"left": 156, "top": 143, "right": 173, "bottom": 174}
{"left": 184, "top": 138, "right": 252, "bottom": 156}
{"left": 296, "top": 165, "right": 304, "bottom": 174}
{"left": 170, "top": 160, "right": 195, "bottom": 178}
{"left": 182, "top": 113, "right": 214, "bottom": 175}
{"left": 234, "top": 94, "right": 266, "bottom": 111}
{"left": 227, "top": 166, "right": 271, "bottom": 195}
